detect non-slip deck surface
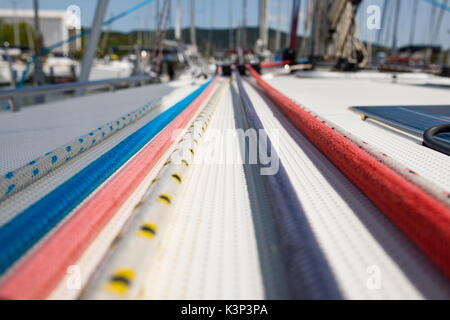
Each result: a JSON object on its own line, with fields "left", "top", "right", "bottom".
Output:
{"left": 0, "top": 81, "right": 203, "bottom": 285}
{"left": 242, "top": 78, "right": 450, "bottom": 299}
{"left": 1, "top": 73, "right": 450, "bottom": 299}
{"left": 141, "top": 83, "right": 288, "bottom": 299}
{"left": 265, "top": 75, "right": 450, "bottom": 192}
{"left": 0, "top": 79, "right": 195, "bottom": 175}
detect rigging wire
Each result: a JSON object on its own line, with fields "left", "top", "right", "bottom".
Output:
{"left": 423, "top": 0, "right": 450, "bottom": 12}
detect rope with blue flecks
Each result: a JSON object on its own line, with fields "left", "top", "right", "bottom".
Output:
{"left": 0, "top": 97, "right": 162, "bottom": 201}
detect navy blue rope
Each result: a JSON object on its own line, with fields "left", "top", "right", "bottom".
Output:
{"left": 233, "top": 69, "right": 341, "bottom": 299}
{"left": 0, "top": 77, "right": 214, "bottom": 275}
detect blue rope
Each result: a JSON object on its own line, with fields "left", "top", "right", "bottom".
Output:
{"left": 0, "top": 77, "right": 214, "bottom": 275}
{"left": 16, "top": 0, "right": 154, "bottom": 89}
{"left": 233, "top": 70, "right": 341, "bottom": 299}
{"left": 423, "top": 0, "right": 450, "bottom": 11}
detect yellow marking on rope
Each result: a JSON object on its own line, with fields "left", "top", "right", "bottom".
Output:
{"left": 105, "top": 269, "right": 135, "bottom": 295}
{"left": 136, "top": 222, "right": 158, "bottom": 239}
{"left": 189, "top": 148, "right": 195, "bottom": 156}
{"left": 171, "top": 173, "right": 182, "bottom": 184}
{"left": 157, "top": 193, "right": 172, "bottom": 205}
{"left": 193, "top": 139, "right": 198, "bottom": 145}
{"left": 181, "top": 159, "right": 189, "bottom": 167}
{"left": 164, "top": 160, "right": 171, "bottom": 166}
{"left": 151, "top": 177, "right": 160, "bottom": 185}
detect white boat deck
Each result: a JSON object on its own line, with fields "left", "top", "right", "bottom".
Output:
{"left": 0, "top": 78, "right": 203, "bottom": 279}
{"left": 0, "top": 71, "right": 450, "bottom": 299}
{"left": 265, "top": 74, "right": 450, "bottom": 192}
{"left": 0, "top": 79, "right": 197, "bottom": 175}
{"left": 253, "top": 74, "right": 450, "bottom": 298}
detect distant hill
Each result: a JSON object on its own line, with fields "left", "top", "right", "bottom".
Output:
{"left": 101, "top": 26, "right": 304, "bottom": 57}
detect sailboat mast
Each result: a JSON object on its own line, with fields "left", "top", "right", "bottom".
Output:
{"left": 382, "top": 1, "right": 393, "bottom": 48}
{"left": 376, "top": 0, "right": 388, "bottom": 45}
{"left": 429, "top": 0, "right": 437, "bottom": 42}
{"left": 242, "top": 0, "right": 247, "bottom": 49}
{"left": 275, "top": 0, "right": 282, "bottom": 51}
{"left": 310, "top": 0, "right": 320, "bottom": 58}
{"left": 299, "top": 0, "right": 311, "bottom": 58}
{"left": 409, "top": 0, "right": 418, "bottom": 45}
{"left": 207, "top": 0, "right": 214, "bottom": 57}
{"left": 236, "top": 9, "right": 241, "bottom": 49}
{"left": 156, "top": 0, "right": 160, "bottom": 30}
{"left": 13, "top": 0, "right": 20, "bottom": 46}
{"left": 259, "top": 0, "right": 269, "bottom": 51}
{"left": 433, "top": 0, "right": 448, "bottom": 65}
{"left": 138, "top": 12, "right": 142, "bottom": 48}
{"left": 33, "top": 0, "right": 45, "bottom": 86}
{"left": 289, "top": 0, "right": 301, "bottom": 53}
{"left": 175, "top": 0, "right": 181, "bottom": 41}
{"left": 190, "top": 0, "right": 196, "bottom": 48}
{"left": 425, "top": 0, "right": 438, "bottom": 64}
{"left": 433, "top": 0, "right": 448, "bottom": 44}
{"left": 229, "top": 0, "right": 233, "bottom": 49}
{"left": 391, "top": 0, "right": 401, "bottom": 55}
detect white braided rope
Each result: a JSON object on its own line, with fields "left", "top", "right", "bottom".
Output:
{"left": 81, "top": 82, "right": 227, "bottom": 300}
{"left": 0, "top": 97, "right": 162, "bottom": 201}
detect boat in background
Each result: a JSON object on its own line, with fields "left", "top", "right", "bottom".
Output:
{"left": 88, "top": 54, "right": 134, "bottom": 81}
{"left": 43, "top": 53, "right": 79, "bottom": 83}
{"left": 0, "top": 47, "right": 33, "bottom": 86}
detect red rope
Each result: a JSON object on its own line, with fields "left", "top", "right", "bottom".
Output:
{"left": 260, "top": 60, "right": 291, "bottom": 69}
{"left": 248, "top": 65, "right": 450, "bottom": 279}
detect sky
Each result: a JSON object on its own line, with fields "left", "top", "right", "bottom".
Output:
{"left": 1, "top": 0, "right": 450, "bottom": 49}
